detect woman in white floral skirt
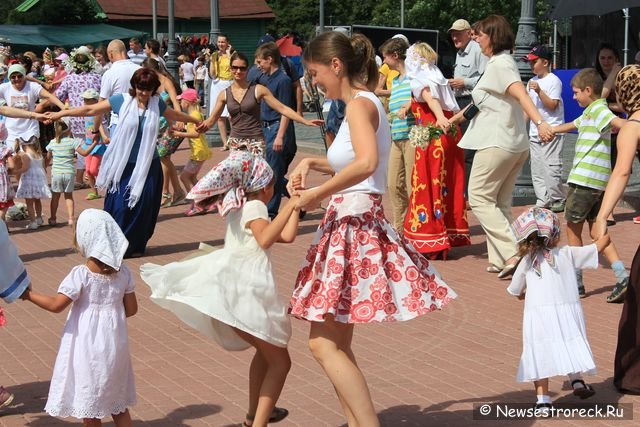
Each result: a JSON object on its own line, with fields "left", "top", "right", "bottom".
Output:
{"left": 287, "top": 31, "right": 457, "bottom": 427}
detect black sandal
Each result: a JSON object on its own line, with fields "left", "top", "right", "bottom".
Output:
{"left": 534, "top": 402, "right": 553, "bottom": 417}
{"left": 571, "top": 379, "right": 595, "bottom": 399}
{"left": 245, "top": 407, "right": 289, "bottom": 425}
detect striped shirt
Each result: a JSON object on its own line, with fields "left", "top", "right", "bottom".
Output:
{"left": 46, "top": 137, "right": 80, "bottom": 175}
{"left": 389, "top": 75, "right": 415, "bottom": 141}
{"left": 567, "top": 98, "right": 616, "bottom": 190}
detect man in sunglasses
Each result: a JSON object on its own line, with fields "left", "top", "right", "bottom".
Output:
{"left": 0, "top": 64, "right": 66, "bottom": 148}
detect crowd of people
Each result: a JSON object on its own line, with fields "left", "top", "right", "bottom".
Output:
{"left": 1, "top": 13, "right": 640, "bottom": 426}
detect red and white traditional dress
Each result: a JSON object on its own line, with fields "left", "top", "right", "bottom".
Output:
{"left": 403, "top": 45, "right": 470, "bottom": 259}
{"left": 289, "top": 91, "right": 457, "bottom": 323}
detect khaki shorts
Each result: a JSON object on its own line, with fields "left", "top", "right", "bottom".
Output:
{"left": 565, "top": 184, "right": 603, "bottom": 224}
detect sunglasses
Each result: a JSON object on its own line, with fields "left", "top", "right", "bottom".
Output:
{"left": 231, "top": 65, "right": 247, "bottom": 72}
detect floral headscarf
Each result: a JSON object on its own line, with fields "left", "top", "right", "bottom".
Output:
{"left": 405, "top": 43, "right": 459, "bottom": 112}
{"left": 64, "top": 46, "right": 98, "bottom": 73}
{"left": 187, "top": 150, "right": 274, "bottom": 216}
{"left": 511, "top": 207, "right": 561, "bottom": 277}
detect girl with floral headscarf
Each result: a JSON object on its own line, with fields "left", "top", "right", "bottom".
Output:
{"left": 593, "top": 64, "right": 640, "bottom": 394}
{"left": 141, "top": 150, "right": 301, "bottom": 426}
{"left": 508, "top": 207, "right": 610, "bottom": 414}
{"left": 403, "top": 42, "right": 470, "bottom": 259}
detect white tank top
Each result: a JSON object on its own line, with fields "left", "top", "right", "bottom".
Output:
{"left": 326, "top": 91, "right": 391, "bottom": 194}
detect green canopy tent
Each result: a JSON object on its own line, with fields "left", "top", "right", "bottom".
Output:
{"left": 0, "top": 24, "right": 146, "bottom": 50}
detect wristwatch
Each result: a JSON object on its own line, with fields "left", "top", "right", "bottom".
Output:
{"left": 536, "top": 119, "right": 543, "bottom": 126}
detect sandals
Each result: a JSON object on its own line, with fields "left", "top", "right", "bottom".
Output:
{"left": 85, "top": 192, "right": 101, "bottom": 201}
{"left": 185, "top": 206, "right": 206, "bottom": 217}
{"left": 606, "top": 277, "right": 629, "bottom": 304}
{"left": 160, "top": 193, "right": 173, "bottom": 208}
{"left": 486, "top": 265, "right": 501, "bottom": 273}
{"left": 244, "top": 407, "right": 289, "bottom": 426}
{"left": 534, "top": 402, "right": 553, "bottom": 417}
{"left": 571, "top": 379, "right": 595, "bottom": 399}
{"left": 48, "top": 218, "right": 57, "bottom": 227}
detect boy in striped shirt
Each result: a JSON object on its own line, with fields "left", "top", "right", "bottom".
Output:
{"left": 551, "top": 68, "right": 629, "bottom": 302}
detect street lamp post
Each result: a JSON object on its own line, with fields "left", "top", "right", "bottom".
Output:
{"left": 513, "top": 0, "right": 539, "bottom": 205}
{"left": 165, "top": 0, "right": 178, "bottom": 80}
{"left": 152, "top": 0, "right": 157, "bottom": 40}
{"left": 210, "top": 0, "right": 220, "bottom": 43}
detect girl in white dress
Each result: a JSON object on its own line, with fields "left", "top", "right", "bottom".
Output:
{"left": 22, "top": 209, "right": 137, "bottom": 426}
{"left": 507, "top": 207, "right": 609, "bottom": 413}
{"left": 141, "top": 150, "right": 300, "bottom": 427}
{"left": 13, "top": 135, "right": 51, "bottom": 229}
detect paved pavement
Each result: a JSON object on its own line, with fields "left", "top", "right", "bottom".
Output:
{"left": 1, "top": 142, "right": 640, "bottom": 427}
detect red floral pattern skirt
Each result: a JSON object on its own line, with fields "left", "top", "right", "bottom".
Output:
{"left": 289, "top": 192, "right": 457, "bottom": 323}
{"left": 404, "top": 102, "right": 470, "bottom": 257}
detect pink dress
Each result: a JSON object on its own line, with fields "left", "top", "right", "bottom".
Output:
{"left": 289, "top": 92, "right": 457, "bottom": 323}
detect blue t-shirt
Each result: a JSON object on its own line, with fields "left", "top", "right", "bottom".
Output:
{"left": 109, "top": 94, "right": 167, "bottom": 162}
{"left": 252, "top": 69, "right": 292, "bottom": 122}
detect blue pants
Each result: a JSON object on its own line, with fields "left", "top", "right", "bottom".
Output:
{"left": 263, "top": 121, "right": 287, "bottom": 217}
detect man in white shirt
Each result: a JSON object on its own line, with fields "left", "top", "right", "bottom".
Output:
{"left": 100, "top": 39, "right": 141, "bottom": 136}
{"left": 447, "top": 18, "right": 488, "bottom": 201}
{"left": 127, "top": 37, "right": 147, "bottom": 66}
{"left": 0, "top": 64, "right": 66, "bottom": 145}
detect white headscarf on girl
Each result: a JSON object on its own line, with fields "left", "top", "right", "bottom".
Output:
{"left": 76, "top": 209, "right": 129, "bottom": 271}
{"left": 96, "top": 93, "right": 160, "bottom": 208}
{"left": 405, "top": 44, "right": 460, "bottom": 112}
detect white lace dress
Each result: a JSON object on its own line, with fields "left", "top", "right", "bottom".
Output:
{"left": 15, "top": 152, "right": 51, "bottom": 199}
{"left": 45, "top": 265, "right": 136, "bottom": 419}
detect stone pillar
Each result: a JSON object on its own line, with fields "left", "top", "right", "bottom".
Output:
{"left": 512, "top": 0, "right": 538, "bottom": 206}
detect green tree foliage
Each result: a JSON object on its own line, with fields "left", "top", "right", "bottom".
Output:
{"left": 0, "top": 0, "right": 23, "bottom": 25}
{"left": 266, "top": 0, "right": 552, "bottom": 44}
{"left": 7, "top": 0, "right": 104, "bottom": 25}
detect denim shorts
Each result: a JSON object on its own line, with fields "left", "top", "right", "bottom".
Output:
{"left": 565, "top": 184, "right": 604, "bottom": 224}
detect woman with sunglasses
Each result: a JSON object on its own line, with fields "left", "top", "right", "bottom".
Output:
{"left": 199, "top": 52, "right": 320, "bottom": 156}
{"left": 47, "top": 68, "right": 200, "bottom": 258}
{"left": 0, "top": 64, "right": 66, "bottom": 148}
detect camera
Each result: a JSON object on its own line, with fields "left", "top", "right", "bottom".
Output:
{"left": 463, "top": 104, "right": 479, "bottom": 121}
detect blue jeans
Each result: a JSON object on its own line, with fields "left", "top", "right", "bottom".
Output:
{"left": 263, "top": 121, "right": 287, "bottom": 217}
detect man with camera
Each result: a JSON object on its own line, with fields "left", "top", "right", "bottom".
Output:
{"left": 448, "top": 18, "right": 487, "bottom": 202}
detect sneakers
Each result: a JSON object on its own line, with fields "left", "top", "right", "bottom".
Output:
{"left": 35, "top": 216, "right": 44, "bottom": 226}
{"left": 0, "top": 386, "right": 14, "bottom": 409}
{"left": 633, "top": 215, "right": 640, "bottom": 224}
{"left": 534, "top": 402, "right": 553, "bottom": 418}
{"left": 25, "top": 221, "right": 39, "bottom": 230}
{"left": 607, "top": 277, "right": 629, "bottom": 304}
{"left": 550, "top": 200, "right": 566, "bottom": 213}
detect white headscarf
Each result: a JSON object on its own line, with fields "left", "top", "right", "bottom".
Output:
{"left": 96, "top": 93, "right": 160, "bottom": 208}
{"left": 405, "top": 44, "right": 460, "bottom": 112}
{"left": 76, "top": 209, "right": 129, "bottom": 271}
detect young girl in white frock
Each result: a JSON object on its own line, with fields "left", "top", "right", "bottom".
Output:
{"left": 21, "top": 209, "right": 137, "bottom": 426}
{"left": 141, "top": 150, "right": 300, "bottom": 427}
{"left": 13, "top": 135, "right": 52, "bottom": 230}
{"left": 508, "top": 207, "right": 609, "bottom": 413}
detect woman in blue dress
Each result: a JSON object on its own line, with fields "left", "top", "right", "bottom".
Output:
{"left": 49, "top": 68, "right": 200, "bottom": 257}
